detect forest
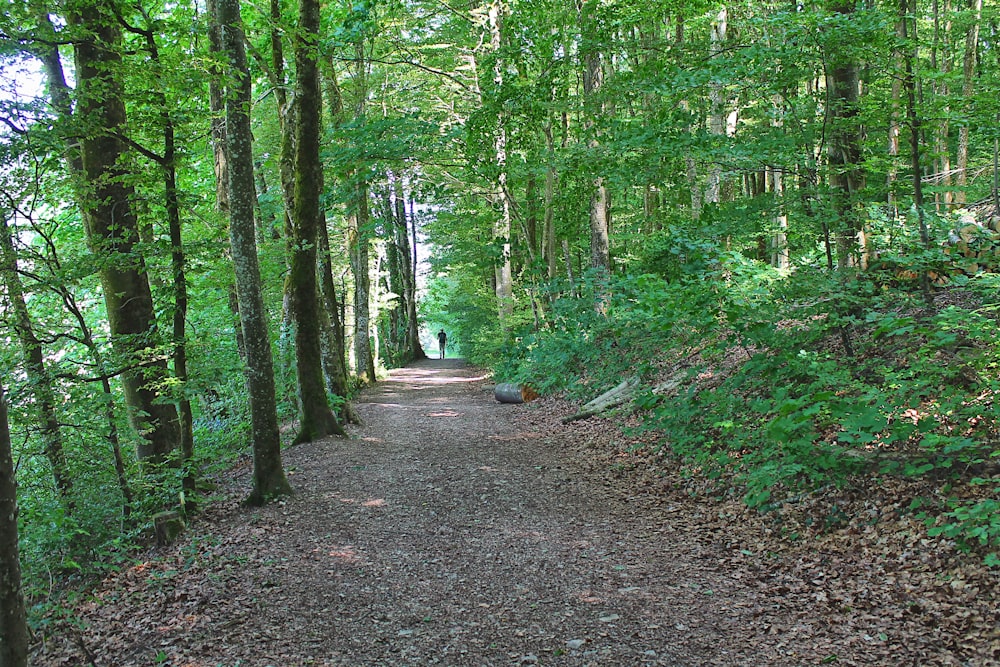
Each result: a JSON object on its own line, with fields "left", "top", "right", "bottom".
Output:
{"left": 1, "top": 0, "right": 999, "bottom": 662}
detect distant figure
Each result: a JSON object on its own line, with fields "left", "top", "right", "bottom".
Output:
{"left": 437, "top": 329, "right": 447, "bottom": 359}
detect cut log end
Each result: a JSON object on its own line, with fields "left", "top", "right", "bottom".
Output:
{"left": 495, "top": 383, "right": 538, "bottom": 404}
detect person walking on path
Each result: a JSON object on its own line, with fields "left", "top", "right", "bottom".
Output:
{"left": 437, "top": 329, "right": 447, "bottom": 359}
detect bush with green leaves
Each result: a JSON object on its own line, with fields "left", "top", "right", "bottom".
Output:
{"left": 498, "top": 238, "right": 1000, "bottom": 563}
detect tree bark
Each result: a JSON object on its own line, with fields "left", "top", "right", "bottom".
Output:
{"left": 348, "top": 177, "right": 377, "bottom": 385}
{"left": 206, "top": 0, "right": 247, "bottom": 362}
{"left": 68, "top": 2, "right": 180, "bottom": 463}
{"left": 488, "top": 0, "right": 515, "bottom": 319}
{"left": 542, "top": 121, "right": 558, "bottom": 281}
{"left": 318, "top": 60, "right": 361, "bottom": 407}
{"left": 930, "top": 0, "right": 953, "bottom": 209}
{"left": 218, "top": 0, "right": 294, "bottom": 502}
{"left": 0, "top": 215, "right": 74, "bottom": 511}
{"left": 0, "top": 383, "right": 28, "bottom": 667}
{"left": 287, "top": 0, "right": 346, "bottom": 441}
{"left": 126, "top": 12, "right": 198, "bottom": 501}
{"left": 579, "top": 0, "right": 611, "bottom": 274}
{"left": 770, "top": 166, "right": 789, "bottom": 270}
{"left": 387, "top": 169, "right": 426, "bottom": 362}
{"left": 345, "top": 31, "right": 377, "bottom": 385}
{"left": 825, "top": 0, "right": 865, "bottom": 269}
{"left": 901, "top": 0, "right": 933, "bottom": 304}
{"left": 705, "top": 7, "right": 728, "bottom": 208}
{"left": 955, "top": 0, "right": 983, "bottom": 205}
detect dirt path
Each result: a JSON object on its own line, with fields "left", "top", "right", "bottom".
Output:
{"left": 34, "top": 359, "right": 996, "bottom": 666}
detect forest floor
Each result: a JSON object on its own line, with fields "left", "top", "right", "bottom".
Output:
{"left": 34, "top": 359, "right": 998, "bottom": 666}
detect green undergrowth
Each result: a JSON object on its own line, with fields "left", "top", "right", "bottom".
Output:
{"left": 497, "top": 260, "right": 1000, "bottom": 565}
{"left": 16, "top": 376, "right": 260, "bottom": 623}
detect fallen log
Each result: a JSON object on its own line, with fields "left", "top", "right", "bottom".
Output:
{"left": 561, "top": 369, "right": 693, "bottom": 424}
{"left": 495, "top": 383, "right": 539, "bottom": 404}
{"left": 561, "top": 377, "right": 640, "bottom": 423}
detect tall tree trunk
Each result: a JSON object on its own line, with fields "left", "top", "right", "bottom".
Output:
{"left": 349, "top": 178, "right": 377, "bottom": 385}
{"left": 68, "top": 2, "right": 180, "bottom": 463}
{"left": 487, "top": 0, "right": 514, "bottom": 319}
{"left": 932, "top": 0, "right": 953, "bottom": 208}
{"left": 955, "top": 0, "right": 982, "bottom": 205}
{"left": 346, "top": 32, "right": 377, "bottom": 385}
{"left": 705, "top": 7, "right": 728, "bottom": 207}
{"left": 206, "top": 0, "right": 247, "bottom": 362}
{"left": 218, "top": 0, "right": 294, "bottom": 502}
{"left": 0, "top": 216, "right": 74, "bottom": 511}
{"left": 381, "top": 188, "right": 405, "bottom": 365}
{"left": 826, "top": 0, "right": 865, "bottom": 269}
{"left": 901, "top": 0, "right": 933, "bottom": 304}
{"left": 407, "top": 196, "right": 423, "bottom": 351}
{"left": 526, "top": 174, "right": 538, "bottom": 262}
{"left": 263, "top": 0, "right": 298, "bottom": 367}
{"left": 888, "top": 15, "right": 905, "bottom": 213}
{"left": 579, "top": 0, "right": 611, "bottom": 274}
{"left": 318, "top": 60, "right": 359, "bottom": 406}
{"left": 125, "top": 12, "right": 198, "bottom": 500}
{"left": 0, "top": 383, "right": 28, "bottom": 667}
{"left": 770, "top": 168, "right": 789, "bottom": 270}
{"left": 389, "top": 170, "right": 426, "bottom": 361}
{"left": 542, "top": 122, "right": 558, "bottom": 282}
{"left": 287, "top": 0, "right": 346, "bottom": 441}
{"left": 317, "top": 214, "right": 360, "bottom": 424}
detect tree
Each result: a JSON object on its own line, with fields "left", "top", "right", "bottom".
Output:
{"left": 118, "top": 6, "right": 198, "bottom": 496}
{"left": 341, "top": 10, "right": 378, "bottom": 385}
{"left": 954, "top": 0, "right": 983, "bottom": 204}
{"left": 0, "top": 382, "right": 28, "bottom": 667}
{"left": 65, "top": 2, "right": 181, "bottom": 463}
{"left": 487, "top": 0, "right": 514, "bottom": 319}
{"left": 825, "top": 0, "right": 865, "bottom": 268}
{"left": 0, "top": 211, "right": 73, "bottom": 511}
{"left": 317, "top": 66, "right": 359, "bottom": 420}
{"left": 285, "top": 0, "right": 346, "bottom": 442}
{"left": 217, "top": 0, "right": 293, "bottom": 502}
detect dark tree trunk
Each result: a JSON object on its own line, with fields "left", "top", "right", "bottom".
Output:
{"left": 0, "top": 383, "right": 28, "bottom": 667}
{"left": 125, "top": 13, "right": 198, "bottom": 501}
{"left": 218, "top": 0, "right": 293, "bottom": 503}
{"left": 287, "top": 0, "right": 346, "bottom": 442}
{"left": 826, "top": 0, "right": 865, "bottom": 269}
{"left": 317, "top": 215, "right": 361, "bottom": 424}
{"left": 206, "top": 0, "right": 248, "bottom": 364}
{"left": 319, "top": 61, "right": 360, "bottom": 378}
{"left": 68, "top": 2, "right": 180, "bottom": 463}
{"left": 381, "top": 184, "right": 406, "bottom": 364}
{"left": 314, "top": 67, "right": 358, "bottom": 421}
{"left": 0, "top": 216, "right": 74, "bottom": 511}
{"left": 34, "top": 10, "right": 135, "bottom": 517}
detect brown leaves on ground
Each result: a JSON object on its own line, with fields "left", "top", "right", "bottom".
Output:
{"left": 546, "top": 397, "right": 1000, "bottom": 667}
{"left": 32, "top": 359, "right": 999, "bottom": 666}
